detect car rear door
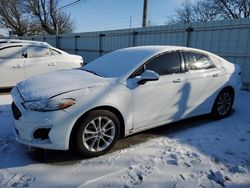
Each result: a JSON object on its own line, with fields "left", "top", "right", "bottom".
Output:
{"left": 130, "top": 51, "right": 187, "bottom": 130}
{"left": 24, "top": 45, "right": 56, "bottom": 79}
{"left": 182, "top": 51, "right": 226, "bottom": 117}
{"left": 0, "top": 45, "right": 25, "bottom": 88}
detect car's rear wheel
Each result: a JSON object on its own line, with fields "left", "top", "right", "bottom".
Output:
{"left": 75, "top": 110, "right": 120, "bottom": 157}
{"left": 212, "top": 88, "right": 234, "bottom": 119}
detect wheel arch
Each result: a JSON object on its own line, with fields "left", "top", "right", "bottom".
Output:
{"left": 69, "top": 105, "right": 125, "bottom": 150}
{"left": 219, "top": 85, "right": 235, "bottom": 97}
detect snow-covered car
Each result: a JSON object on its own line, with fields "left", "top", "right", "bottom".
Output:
{"left": 11, "top": 46, "right": 241, "bottom": 157}
{"left": 0, "top": 40, "right": 83, "bottom": 88}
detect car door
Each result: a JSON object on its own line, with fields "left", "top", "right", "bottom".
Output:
{"left": 182, "top": 51, "right": 226, "bottom": 117}
{"left": 129, "top": 51, "right": 187, "bottom": 130}
{"left": 24, "top": 45, "right": 56, "bottom": 79}
{"left": 0, "top": 45, "right": 25, "bottom": 88}
{"left": 49, "top": 48, "right": 70, "bottom": 70}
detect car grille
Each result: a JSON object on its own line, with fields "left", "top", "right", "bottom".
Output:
{"left": 11, "top": 102, "right": 22, "bottom": 120}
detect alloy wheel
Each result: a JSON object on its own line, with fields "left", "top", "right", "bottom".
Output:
{"left": 217, "top": 91, "right": 232, "bottom": 116}
{"left": 82, "top": 116, "right": 116, "bottom": 152}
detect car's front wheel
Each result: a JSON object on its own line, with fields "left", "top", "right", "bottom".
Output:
{"left": 212, "top": 88, "right": 234, "bottom": 119}
{"left": 75, "top": 110, "right": 120, "bottom": 157}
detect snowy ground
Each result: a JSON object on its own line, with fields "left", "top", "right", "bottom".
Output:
{"left": 0, "top": 91, "right": 250, "bottom": 188}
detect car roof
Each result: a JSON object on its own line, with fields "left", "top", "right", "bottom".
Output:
{"left": 0, "top": 39, "right": 68, "bottom": 55}
{"left": 0, "top": 39, "right": 50, "bottom": 47}
{"left": 117, "top": 45, "right": 209, "bottom": 55}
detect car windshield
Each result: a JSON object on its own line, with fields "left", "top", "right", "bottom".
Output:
{"left": 82, "top": 48, "right": 159, "bottom": 78}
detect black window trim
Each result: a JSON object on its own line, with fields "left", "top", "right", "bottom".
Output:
{"left": 0, "top": 45, "right": 23, "bottom": 51}
{"left": 129, "top": 50, "right": 185, "bottom": 78}
{"left": 51, "top": 48, "right": 62, "bottom": 55}
{"left": 181, "top": 50, "right": 216, "bottom": 71}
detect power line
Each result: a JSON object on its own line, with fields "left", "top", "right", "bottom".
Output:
{"left": 59, "top": 0, "right": 89, "bottom": 10}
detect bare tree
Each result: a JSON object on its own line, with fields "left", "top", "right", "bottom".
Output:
{"left": 168, "top": 1, "right": 195, "bottom": 24}
{"left": 27, "top": 0, "right": 74, "bottom": 34}
{"left": 211, "top": 0, "right": 250, "bottom": 19}
{"left": 0, "top": 0, "right": 30, "bottom": 36}
{"left": 0, "top": 0, "right": 74, "bottom": 36}
{"left": 192, "top": 0, "right": 219, "bottom": 22}
{"left": 168, "top": 0, "right": 250, "bottom": 24}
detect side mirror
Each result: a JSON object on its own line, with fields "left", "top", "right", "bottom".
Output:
{"left": 137, "top": 70, "right": 160, "bottom": 85}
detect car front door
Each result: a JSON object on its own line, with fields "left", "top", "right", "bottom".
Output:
{"left": 128, "top": 51, "right": 187, "bottom": 130}
{"left": 24, "top": 45, "right": 56, "bottom": 79}
{"left": 0, "top": 45, "right": 25, "bottom": 88}
{"left": 182, "top": 51, "right": 226, "bottom": 117}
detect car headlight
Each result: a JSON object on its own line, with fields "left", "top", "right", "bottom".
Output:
{"left": 22, "top": 97, "right": 76, "bottom": 111}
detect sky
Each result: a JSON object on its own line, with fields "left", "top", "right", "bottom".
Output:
{"left": 0, "top": 0, "right": 185, "bottom": 36}
{"left": 61, "top": 0, "right": 186, "bottom": 33}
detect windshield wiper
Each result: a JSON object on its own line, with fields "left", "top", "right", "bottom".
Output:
{"left": 81, "top": 69, "right": 102, "bottom": 77}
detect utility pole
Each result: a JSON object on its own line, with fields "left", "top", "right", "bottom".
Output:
{"left": 130, "top": 16, "right": 132, "bottom": 28}
{"left": 142, "top": 0, "right": 148, "bottom": 27}
{"left": 56, "top": 23, "right": 59, "bottom": 48}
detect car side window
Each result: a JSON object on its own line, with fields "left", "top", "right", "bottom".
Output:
{"left": 27, "top": 46, "right": 54, "bottom": 58}
{"left": 185, "top": 52, "right": 214, "bottom": 70}
{"left": 0, "top": 46, "right": 23, "bottom": 59}
{"left": 145, "top": 52, "right": 181, "bottom": 76}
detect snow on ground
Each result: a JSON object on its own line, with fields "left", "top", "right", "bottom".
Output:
{"left": 0, "top": 91, "right": 250, "bottom": 188}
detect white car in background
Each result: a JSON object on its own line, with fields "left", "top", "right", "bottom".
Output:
{"left": 0, "top": 40, "right": 83, "bottom": 88}
{"left": 11, "top": 46, "right": 241, "bottom": 157}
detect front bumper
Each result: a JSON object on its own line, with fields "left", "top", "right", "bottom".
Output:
{"left": 11, "top": 88, "right": 76, "bottom": 150}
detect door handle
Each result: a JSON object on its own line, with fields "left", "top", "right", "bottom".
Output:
{"left": 172, "top": 79, "right": 182, "bottom": 83}
{"left": 13, "top": 64, "right": 23, "bottom": 68}
{"left": 212, "top": 73, "right": 219, "bottom": 77}
{"left": 48, "top": 62, "right": 56, "bottom": 66}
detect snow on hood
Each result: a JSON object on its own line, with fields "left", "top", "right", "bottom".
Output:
{"left": 16, "top": 69, "right": 112, "bottom": 101}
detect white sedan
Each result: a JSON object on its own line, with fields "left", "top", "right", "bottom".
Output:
{"left": 0, "top": 40, "right": 83, "bottom": 88}
{"left": 11, "top": 46, "right": 241, "bottom": 157}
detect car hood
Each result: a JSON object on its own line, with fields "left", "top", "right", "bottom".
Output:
{"left": 16, "top": 69, "right": 114, "bottom": 101}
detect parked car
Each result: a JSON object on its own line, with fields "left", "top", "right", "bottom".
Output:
{"left": 0, "top": 40, "right": 83, "bottom": 88}
{"left": 11, "top": 46, "right": 241, "bottom": 157}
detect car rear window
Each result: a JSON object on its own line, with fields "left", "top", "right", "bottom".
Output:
{"left": 184, "top": 52, "right": 214, "bottom": 70}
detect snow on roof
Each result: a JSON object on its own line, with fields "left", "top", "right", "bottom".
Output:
{"left": 0, "top": 39, "right": 49, "bottom": 47}
{"left": 83, "top": 46, "right": 163, "bottom": 78}
{"left": 120, "top": 45, "right": 208, "bottom": 54}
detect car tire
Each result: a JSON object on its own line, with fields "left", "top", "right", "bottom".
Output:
{"left": 211, "top": 88, "right": 234, "bottom": 119}
{"left": 75, "top": 110, "right": 120, "bottom": 157}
